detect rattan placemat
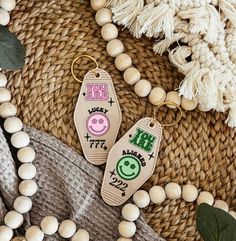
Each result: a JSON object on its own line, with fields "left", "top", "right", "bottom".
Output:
{"left": 7, "top": 0, "right": 236, "bottom": 240}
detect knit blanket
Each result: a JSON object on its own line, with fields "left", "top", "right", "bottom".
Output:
{"left": 108, "top": 0, "right": 236, "bottom": 127}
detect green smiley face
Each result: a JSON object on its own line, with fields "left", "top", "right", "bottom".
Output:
{"left": 116, "top": 156, "right": 141, "bottom": 180}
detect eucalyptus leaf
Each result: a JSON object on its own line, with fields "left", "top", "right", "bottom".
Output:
{"left": 0, "top": 26, "right": 25, "bottom": 70}
{"left": 196, "top": 203, "right": 236, "bottom": 241}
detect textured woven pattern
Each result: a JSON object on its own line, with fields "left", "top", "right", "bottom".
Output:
{"left": 5, "top": 0, "right": 236, "bottom": 240}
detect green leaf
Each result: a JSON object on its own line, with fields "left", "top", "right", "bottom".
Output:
{"left": 0, "top": 26, "right": 25, "bottom": 70}
{"left": 196, "top": 203, "right": 236, "bottom": 241}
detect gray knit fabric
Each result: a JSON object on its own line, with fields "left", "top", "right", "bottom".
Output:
{"left": 0, "top": 126, "right": 165, "bottom": 241}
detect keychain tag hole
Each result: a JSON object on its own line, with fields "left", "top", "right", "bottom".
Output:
{"left": 149, "top": 122, "right": 155, "bottom": 128}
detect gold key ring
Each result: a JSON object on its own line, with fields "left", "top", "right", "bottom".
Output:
{"left": 71, "top": 55, "right": 99, "bottom": 83}
{"left": 153, "top": 101, "right": 183, "bottom": 127}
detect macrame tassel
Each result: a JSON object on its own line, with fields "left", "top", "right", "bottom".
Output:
{"left": 219, "top": 0, "right": 236, "bottom": 25}
{"left": 106, "top": 0, "right": 125, "bottom": 7}
{"left": 111, "top": 0, "right": 144, "bottom": 28}
{"left": 153, "top": 32, "right": 186, "bottom": 55}
{"left": 134, "top": 2, "right": 174, "bottom": 38}
{"left": 225, "top": 103, "right": 236, "bottom": 128}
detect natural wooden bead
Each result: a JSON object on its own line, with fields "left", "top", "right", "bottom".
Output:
{"left": 11, "top": 131, "right": 30, "bottom": 148}
{"left": 197, "top": 191, "right": 214, "bottom": 206}
{"left": 181, "top": 97, "right": 198, "bottom": 111}
{"left": 0, "top": 73, "right": 7, "bottom": 87}
{"left": 106, "top": 39, "right": 124, "bottom": 57}
{"left": 58, "top": 220, "right": 77, "bottom": 238}
{"left": 118, "top": 221, "right": 136, "bottom": 238}
{"left": 0, "top": 0, "right": 16, "bottom": 11}
{"left": 40, "top": 216, "right": 59, "bottom": 235}
{"left": 115, "top": 53, "right": 132, "bottom": 71}
{"left": 198, "top": 104, "right": 211, "bottom": 112}
{"left": 0, "top": 8, "right": 10, "bottom": 26}
{"left": 18, "top": 163, "right": 37, "bottom": 179}
{"left": 148, "top": 87, "right": 166, "bottom": 105}
{"left": 19, "top": 180, "right": 38, "bottom": 196}
{"left": 4, "top": 211, "right": 23, "bottom": 229}
{"left": 0, "top": 102, "right": 17, "bottom": 118}
{"left": 149, "top": 186, "right": 166, "bottom": 204}
{"left": 165, "top": 91, "right": 181, "bottom": 109}
{"left": 182, "top": 184, "right": 199, "bottom": 202}
{"left": 90, "top": 0, "right": 107, "bottom": 11}
{"left": 213, "top": 200, "right": 229, "bottom": 212}
{"left": 101, "top": 23, "right": 118, "bottom": 41}
{"left": 122, "top": 204, "right": 140, "bottom": 222}
{"left": 229, "top": 211, "right": 236, "bottom": 219}
{"left": 13, "top": 196, "right": 32, "bottom": 214}
{"left": 17, "top": 147, "right": 36, "bottom": 163}
{"left": 133, "top": 190, "right": 150, "bottom": 208}
{"left": 0, "top": 88, "right": 11, "bottom": 103}
{"left": 165, "top": 183, "right": 182, "bottom": 200}
{"left": 0, "top": 225, "right": 13, "bottom": 241}
{"left": 134, "top": 79, "right": 152, "bottom": 97}
{"left": 117, "top": 238, "right": 132, "bottom": 241}
{"left": 95, "top": 8, "right": 112, "bottom": 26}
{"left": 25, "top": 226, "right": 44, "bottom": 241}
{"left": 72, "top": 229, "right": 90, "bottom": 241}
{"left": 123, "top": 67, "right": 141, "bottom": 85}
{"left": 4, "top": 117, "right": 23, "bottom": 133}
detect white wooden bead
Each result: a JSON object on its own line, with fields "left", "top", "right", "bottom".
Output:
{"left": 148, "top": 87, "right": 166, "bottom": 105}
{"left": 117, "top": 238, "right": 132, "bottom": 241}
{"left": 4, "top": 211, "right": 23, "bottom": 229}
{"left": 106, "top": 39, "right": 124, "bottom": 57}
{"left": 18, "top": 163, "right": 37, "bottom": 179}
{"left": 197, "top": 191, "right": 214, "bottom": 206}
{"left": 165, "top": 91, "right": 181, "bottom": 109}
{"left": 90, "top": 0, "right": 107, "bottom": 11}
{"left": 134, "top": 79, "right": 152, "bottom": 97}
{"left": 118, "top": 221, "right": 136, "bottom": 238}
{"left": 25, "top": 226, "right": 44, "bottom": 241}
{"left": 101, "top": 23, "right": 118, "bottom": 41}
{"left": 0, "top": 87, "right": 11, "bottom": 103}
{"left": 229, "top": 211, "right": 236, "bottom": 219}
{"left": 58, "top": 220, "right": 77, "bottom": 238}
{"left": 123, "top": 67, "right": 141, "bottom": 85}
{"left": 72, "top": 229, "right": 90, "bottom": 241}
{"left": 198, "top": 104, "right": 211, "bottom": 112}
{"left": 213, "top": 200, "right": 229, "bottom": 212}
{"left": 17, "top": 147, "right": 36, "bottom": 163}
{"left": 181, "top": 97, "right": 198, "bottom": 111}
{"left": 95, "top": 8, "right": 112, "bottom": 26}
{"left": 0, "top": 102, "right": 17, "bottom": 118}
{"left": 149, "top": 186, "right": 166, "bottom": 204}
{"left": 115, "top": 53, "right": 132, "bottom": 71}
{"left": 19, "top": 180, "right": 38, "bottom": 196}
{"left": 4, "top": 117, "right": 23, "bottom": 133}
{"left": 122, "top": 204, "right": 140, "bottom": 222}
{"left": 11, "top": 131, "right": 30, "bottom": 148}
{"left": 165, "top": 183, "right": 182, "bottom": 200}
{"left": 0, "top": 8, "right": 10, "bottom": 26}
{"left": 40, "top": 216, "right": 59, "bottom": 235}
{"left": 0, "top": 73, "right": 7, "bottom": 87}
{"left": 0, "top": 225, "right": 13, "bottom": 241}
{"left": 133, "top": 190, "right": 150, "bottom": 208}
{"left": 0, "top": 0, "right": 16, "bottom": 11}
{"left": 182, "top": 184, "right": 199, "bottom": 202}
{"left": 13, "top": 196, "right": 32, "bottom": 214}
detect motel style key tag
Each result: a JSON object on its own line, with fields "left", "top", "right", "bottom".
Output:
{"left": 73, "top": 57, "right": 122, "bottom": 165}
{"left": 101, "top": 117, "right": 162, "bottom": 206}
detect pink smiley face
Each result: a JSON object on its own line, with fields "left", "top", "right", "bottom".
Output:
{"left": 86, "top": 113, "right": 110, "bottom": 136}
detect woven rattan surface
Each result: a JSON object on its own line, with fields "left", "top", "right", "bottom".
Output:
{"left": 7, "top": 0, "right": 236, "bottom": 240}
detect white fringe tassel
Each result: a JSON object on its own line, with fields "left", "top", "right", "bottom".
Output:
{"left": 225, "top": 103, "right": 236, "bottom": 128}
{"left": 111, "top": 0, "right": 144, "bottom": 28}
{"left": 219, "top": 0, "right": 236, "bottom": 25}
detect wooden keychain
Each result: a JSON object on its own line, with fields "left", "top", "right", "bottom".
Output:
{"left": 101, "top": 102, "right": 182, "bottom": 206}
{"left": 72, "top": 55, "right": 122, "bottom": 165}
